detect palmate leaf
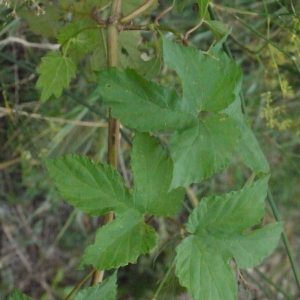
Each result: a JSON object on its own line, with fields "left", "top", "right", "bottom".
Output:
{"left": 175, "top": 177, "right": 283, "bottom": 300}
{"left": 98, "top": 37, "right": 242, "bottom": 186}
{"left": 36, "top": 52, "right": 76, "bottom": 101}
{"left": 75, "top": 272, "right": 117, "bottom": 300}
{"left": 132, "top": 133, "right": 184, "bottom": 216}
{"left": 45, "top": 134, "right": 184, "bottom": 270}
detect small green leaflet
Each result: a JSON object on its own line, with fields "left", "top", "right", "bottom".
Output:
{"left": 36, "top": 52, "right": 76, "bottom": 101}
{"left": 45, "top": 134, "right": 184, "bottom": 270}
{"left": 75, "top": 272, "right": 117, "bottom": 300}
{"left": 175, "top": 177, "right": 283, "bottom": 300}
{"left": 196, "top": 0, "right": 210, "bottom": 19}
{"left": 8, "top": 288, "right": 33, "bottom": 300}
{"left": 83, "top": 209, "right": 157, "bottom": 270}
{"left": 44, "top": 154, "right": 130, "bottom": 216}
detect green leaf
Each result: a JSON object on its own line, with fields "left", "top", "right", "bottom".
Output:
{"left": 223, "top": 97, "right": 270, "bottom": 174}
{"left": 204, "top": 20, "right": 228, "bottom": 41}
{"left": 8, "top": 288, "right": 33, "bottom": 300}
{"left": 44, "top": 154, "right": 129, "bottom": 216}
{"left": 36, "top": 52, "right": 76, "bottom": 101}
{"left": 75, "top": 272, "right": 117, "bottom": 300}
{"left": 169, "top": 114, "right": 240, "bottom": 188}
{"left": 175, "top": 177, "right": 283, "bottom": 300}
{"left": 97, "top": 38, "right": 243, "bottom": 186}
{"left": 132, "top": 133, "right": 184, "bottom": 216}
{"left": 196, "top": 0, "right": 210, "bottom": 19}
{"left": 57, "top": 21, "right": 99, "bottom": 54}
{"left": 162, "top": 35, "right": 242, "bottom": 113}
{"left": 98, "top": 67, "right": 196, "bottom": 131}
{"left": 19, "top": 3, "right": 62, "bottom": 38}
{"left": 82, "top": 209, "right": 157, "bottom": 270}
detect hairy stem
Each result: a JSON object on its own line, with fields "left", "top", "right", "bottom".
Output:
{"left": 91, "top": 0, "right": 122, "bottom": 285}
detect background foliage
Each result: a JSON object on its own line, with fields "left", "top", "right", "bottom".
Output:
{"left": 0, "top": 0, "right": 300, "bottom": 299}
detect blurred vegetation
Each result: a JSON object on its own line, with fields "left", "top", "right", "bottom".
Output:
{"left": 0, "top": 0, "right": 299, "bottom": 299}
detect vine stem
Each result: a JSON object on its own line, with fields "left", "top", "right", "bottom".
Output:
{"left": 119, "top": 0, "right": 155, "bottom": 24}
{"left": 90, "top": 0, "right": 122, "bottom": 286}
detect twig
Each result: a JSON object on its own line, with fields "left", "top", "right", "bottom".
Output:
{"left": 0, "top": 37, "right": 60, "bottom": 50}
{"left": 65, "top": 269, "right": 96, "bottom": 300}
{"left": 119, "top": 0, "right": 156, "bottom": 24}
{"left": 2, "top": 223, "right": 32, "bottom": 272}
{"left": 154, "top": 0, "right": 175, "bottom": 24}
{"left": 0, "top": 107, "right": 108, "bottom": 127}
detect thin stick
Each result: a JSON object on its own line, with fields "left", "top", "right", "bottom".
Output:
{"left": 0, "top": 107, "right": 108, "bottom": 127}
{"left": 267, "top": 189, "right": 300, "bottom": 291}
{"left": 119, "top": 0, "right": 155, "bottom": 24}
{"left": 65, "top": 269, "right": 96, "bottom": 300}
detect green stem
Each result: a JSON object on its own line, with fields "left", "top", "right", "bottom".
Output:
{"left": 152, "top": 261, "right": 175, "bottom": 299}
{"left": 65, "top": 269, "right": 95, "bottom": 300}
{"left": 267, "top": 189, "right": 300, "bottom": 291}
{"left": 254, "top": 268, "right": 295, "bottom": 300}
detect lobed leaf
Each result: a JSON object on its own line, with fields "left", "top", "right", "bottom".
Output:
{"left": 132, "top": 133, "right": 184, "bottom": 216}
{"left": 175, "top": 177, "right": 283, "bottom": 300}
{"left": 36, "top": 52, "right": 76, "bottom": 101}
{"left": 82, "top": 209, "right": 157, "bottom": 270}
